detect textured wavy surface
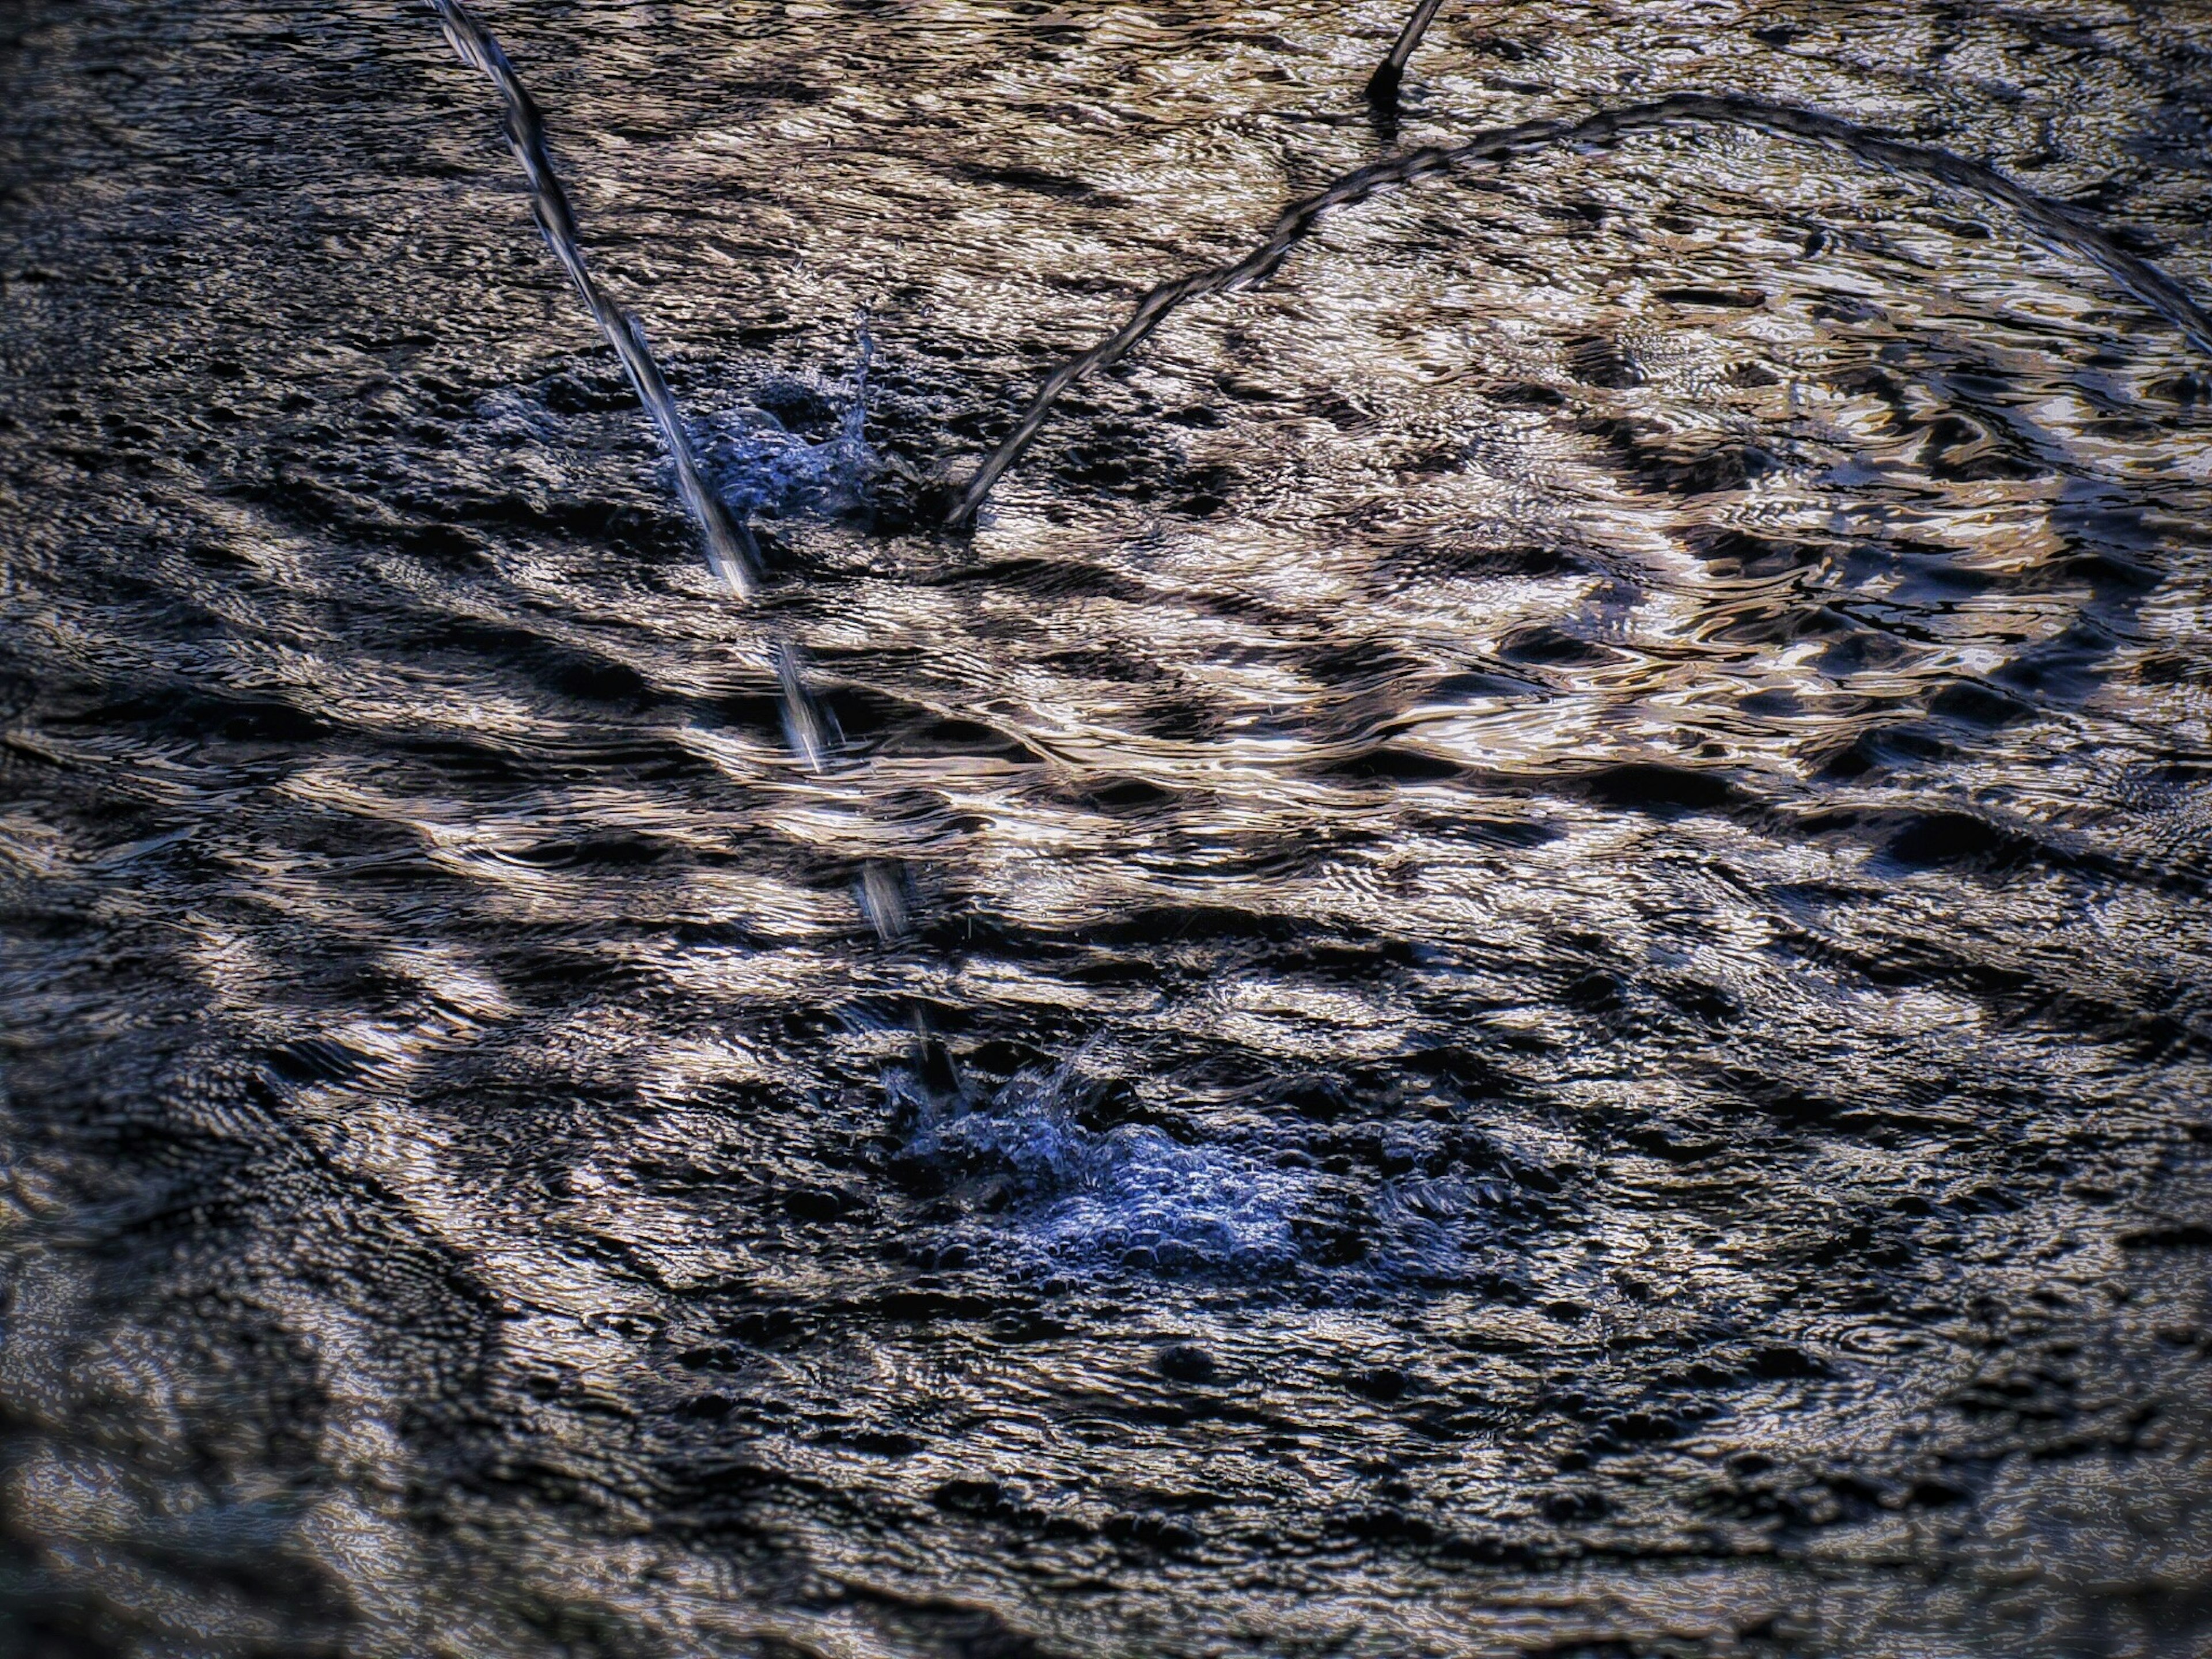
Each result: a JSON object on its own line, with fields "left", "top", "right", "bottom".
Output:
{"left": 4, "top": 2, "right": 2212, "bottom": 1656}
{"left": 951, "top": 90, "right": 2212, "bottom": 523}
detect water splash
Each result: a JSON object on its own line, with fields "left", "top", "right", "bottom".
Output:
{"left": 698, "top": 334, "right": 878, "bottom": 520}
{"left": 895, "top": 1056, "right": 1308, "bottom": 1279}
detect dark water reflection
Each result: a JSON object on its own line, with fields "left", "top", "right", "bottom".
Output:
{"left": 4, "top": 2, "right": 2211, "bottom": 1655}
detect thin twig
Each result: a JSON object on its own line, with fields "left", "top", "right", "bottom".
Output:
{"left": 428, "top": 0, "right": 762, "bottom": 599}
{"left": 946, "top": 92, "right": 2212, "bottom": 526}
{"left": 1368, "top": 0, "right": 1446, "bottom": 108}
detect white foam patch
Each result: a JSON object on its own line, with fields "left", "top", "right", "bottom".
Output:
{"left": 906, "top": 1066, "right": 1311, "bottom": 1277}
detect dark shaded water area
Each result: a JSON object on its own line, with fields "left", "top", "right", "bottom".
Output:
{"left": 5, "top": 2, "right": 2212, "bottom": 1653}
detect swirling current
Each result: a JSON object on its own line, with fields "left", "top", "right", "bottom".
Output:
{"left": 4, "top": 3, "right": 2212, "bottom": 1656}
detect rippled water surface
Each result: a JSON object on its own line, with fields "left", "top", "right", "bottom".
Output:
{"left": 6, "top": 3, "right": 2212, "bottom": 1654}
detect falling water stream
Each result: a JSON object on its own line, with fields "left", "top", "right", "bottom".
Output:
{"left": 4, "top": 3, "right": 2212, "bottom": 1656}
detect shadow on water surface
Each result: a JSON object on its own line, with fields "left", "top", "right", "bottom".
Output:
{"left": 3, "top": 2, "right": 2212, "bottom": 1656}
